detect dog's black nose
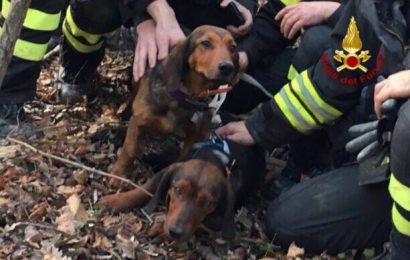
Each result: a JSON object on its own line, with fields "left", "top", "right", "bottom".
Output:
{"left": 169, "top": 225, "right": 183, "bottom": 239}
{"left": 218, "top": 62, "right": 234, "bottom": 76}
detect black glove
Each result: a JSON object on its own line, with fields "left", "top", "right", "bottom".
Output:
{"left": 345, "top": 98, "right": 400, "bottom": 185}
{"left": 346, "top": 99, "right": 400, "bottom": 160}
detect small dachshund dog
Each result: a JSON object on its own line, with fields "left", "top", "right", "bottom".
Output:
{"left": 100, "top": 113, "right": 266, "bottom": 241}
{"left": 109, "top": 25, "right": 239, "bottom": 186}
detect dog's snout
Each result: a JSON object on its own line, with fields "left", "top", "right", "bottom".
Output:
{"left": 169, "top": 225, "right": 184, "bottom": 239}
{"left": 218, "top": 62, "right": 234, "bottom": 76}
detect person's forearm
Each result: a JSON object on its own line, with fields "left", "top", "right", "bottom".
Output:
{"left": 146, "top": 0, "right": 178, "bottom": 28}
{"left": 325, "top": 2, "right": 343, "bottom": 27}
{"left": 239, "top": 0, "right": 290, "bottom": 68}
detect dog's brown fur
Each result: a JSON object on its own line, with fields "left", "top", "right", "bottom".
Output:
{"left": 109, "top": 26, "right": 239, "bottom": 186}
{"left": 100, "top": 156, "right": 235, "bottom": 241}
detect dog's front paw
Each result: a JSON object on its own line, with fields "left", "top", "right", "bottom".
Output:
{"left": 108, "top": 177, "right": 125, "bottom": 188}
{"left": 99, "top": 194, "right": 132, "bottom": 212}
{"left": 108, "top": 161, "right": 130, "bottom": 188}
{"left": 108, "top": 167, "right": 130, "bottom": 188}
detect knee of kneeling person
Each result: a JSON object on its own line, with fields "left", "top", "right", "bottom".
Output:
{"left": 397, "top": 100, "right": 410, "bottom": 128}
{"left": 392, "top": 99, "right": 410, "bottom": 182}
{"left": 265, "top": 200, "right": 300, "bottom": 247}
{"left": 393, "top": 100, "right": 410, "bottom": 151}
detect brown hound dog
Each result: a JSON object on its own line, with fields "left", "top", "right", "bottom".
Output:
{"left": 109, "top": 25, "right": 239, "bottom": 186}
{"left": 100, "top": 113, "right": 266, "bottom": 241}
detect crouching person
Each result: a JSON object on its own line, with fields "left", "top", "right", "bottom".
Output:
{"left": 216, "top": 0, "right": 409, "bottom": 256}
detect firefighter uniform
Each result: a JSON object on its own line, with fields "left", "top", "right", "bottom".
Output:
{"left": 0, "top": 0, "right": 67, "bottom": 104}
{"left": 389, "top": 99, "right": 410, "bottom": 259}
{"left": 242, "top": 0, "right": 410, "bottom": 257}
{"left": 0, "top": 0, "right": 153, "bottom": 106}
{"left": 223, "top": 0, "right": 344, "bottom": 114}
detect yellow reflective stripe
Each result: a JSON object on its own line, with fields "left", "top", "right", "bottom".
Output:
{"left": 275, "top": 91, "right": 308, "bottom": 134}
{"left": 1, "top": 0, "right": 61, "bottom": 31}
{"left": 389, "top": 174, "right": 410, "bottom": 211}
{"left": 0, "top": 27, "right": 47, "bottom": 61}
{"left": 63, "top": 23, "right": 103, "bottom": 53}
{"left": 293, "top": 75, "right": 339, "bottom": 124}
{"left": 392, "top": 204, "right": 410, "bottom": 236}
{"left": 283, "top": 84, "right": 318, "bottom": 129}
{"left": 301, "top": 70, "right": 342, "bottom": 118}
{"left": 65, "top": 6, "right": 114, "bottom": 45}
{"left": 292, "top": 76, "right": 326, "bottom": 124}
{"left": 287, "top": 64, "right": 299, "bottom": 80}
{"left": 281, "top": 0, "right": 300, "bottom": 5}
{"left": 274, "top": 84, "right": 315, "bottom": 134}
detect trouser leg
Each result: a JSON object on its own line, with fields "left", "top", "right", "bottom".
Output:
{"left": 266, "top": 165, "right": 392, "bottom": 255}
{"left": 389, "top": 99, "right": 410, "bottom": 259}
{"left": 59, "top": 0, "right": 122, "bottom": 100}
{"left": 0, "top": 0, "right": 66, "bottom": 104}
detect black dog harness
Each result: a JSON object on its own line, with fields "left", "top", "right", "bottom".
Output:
{"left": 191, "top": 131, "right": 236, "bottom": 177}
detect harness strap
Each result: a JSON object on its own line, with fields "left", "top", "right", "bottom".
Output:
{"left": 191, "top": 132, "right": 236, "bottom": 177}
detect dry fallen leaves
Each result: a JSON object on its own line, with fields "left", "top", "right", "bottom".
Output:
{"left": 0, "top": 145, "right": 19, "bottom": 158}
{"left": 56, "top": 194, "right": 89, "bottom": 235}
{"left": 29, "top": 202, "right": 48, "bottom": 221}
{"left": 116, "top": 226, "right": 137, "bottom": 259}
{"left": 287, "top": 242, "right": 305, "bottom": 258}
{"left": 92, "top": 232, "right": 113, "bottom": 251}
{"left": 57, "top": 185, "right": 85, "bottom": 196}
{"left": 41, "top": 241, "right": 72, "bottom": 260}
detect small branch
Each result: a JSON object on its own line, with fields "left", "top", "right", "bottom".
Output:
{"left": 6, "top": 136, "right": 153, "bottom": 197}
{"left": 43, "top": 44, "right": 60, "bottom": 61}
{"left": 140, "top": 208, "right": 154, "bottom": 224}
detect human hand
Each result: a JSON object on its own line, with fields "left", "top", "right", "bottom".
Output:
{"left": 134, "top": 19, "right": 157, "bottom": 81}
{"left": 275, "top": 1, "right": 340, "bottom": 39}
{"left": 220, "top": 0, "right": 253, "bottom": 37}
{"left": 374, "top": 70, "right": 410, "bottom": 118}
{"left": 146, "top": 0, "right": 186, "bottom": 60}
{"left": 155, "top": 20, "right": 185, "bottom": 60}
{"left": 216, "top": 121, "right": 255, "bottom": 146}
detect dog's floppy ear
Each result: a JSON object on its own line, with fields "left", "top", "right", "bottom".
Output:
{"left": 229, "top": 49, "right": 241, "bottom": 86}
{"left": 221, "top": 181, "right": 236, "bottom": 240}
{"left": 160, "top": 36, "right": 193, "bottom": 92}
{"left": 144, "top": 163, "right": 182, "bottom": 214}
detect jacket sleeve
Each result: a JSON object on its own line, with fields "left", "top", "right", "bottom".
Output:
{"left": 123, "top": 0, "right": 155, "bottom": 14}
{"left": 239, "top": 0, "right": 294, "bottom": 68}
{"left": 245, "top": 0, "right": 383, "bottom": 151}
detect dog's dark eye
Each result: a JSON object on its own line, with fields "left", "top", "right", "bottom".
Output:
{"left": 228, "top": 44, "right": 237, "bottom": 53}
{"left": 200, "top": 40, "right": 212, "bottom": 49}
{"left": 174, "top": 187, "right": 182, "bottom": 197}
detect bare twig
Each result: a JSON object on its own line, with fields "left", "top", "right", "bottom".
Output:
{"left": 6, "top": 136, "right": 153, "bottom": 197}
{"left": 4, "top": 221, "right": 68, "bottom": 235}
{"left": 140, "top": 209, "right": 154, "bottom": 224}
{"left": 43, "top": 44, "right": 60, "bottom": 61}
{"left": 264, "top": 235, "right": 277, "bottom": 257}
{"left": 108, "top": 249, "right": 122, "bottom": 260}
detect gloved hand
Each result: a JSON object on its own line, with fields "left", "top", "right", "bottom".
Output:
{"left": 346, "top": 98, "right": 399, "bottom": 162}
{"left": 345, "top": 97, "right": 401, "bottom": 185}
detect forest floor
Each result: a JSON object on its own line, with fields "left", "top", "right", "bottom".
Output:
{"left": 0, "top": 50, "right": 339, "bottom": 260}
